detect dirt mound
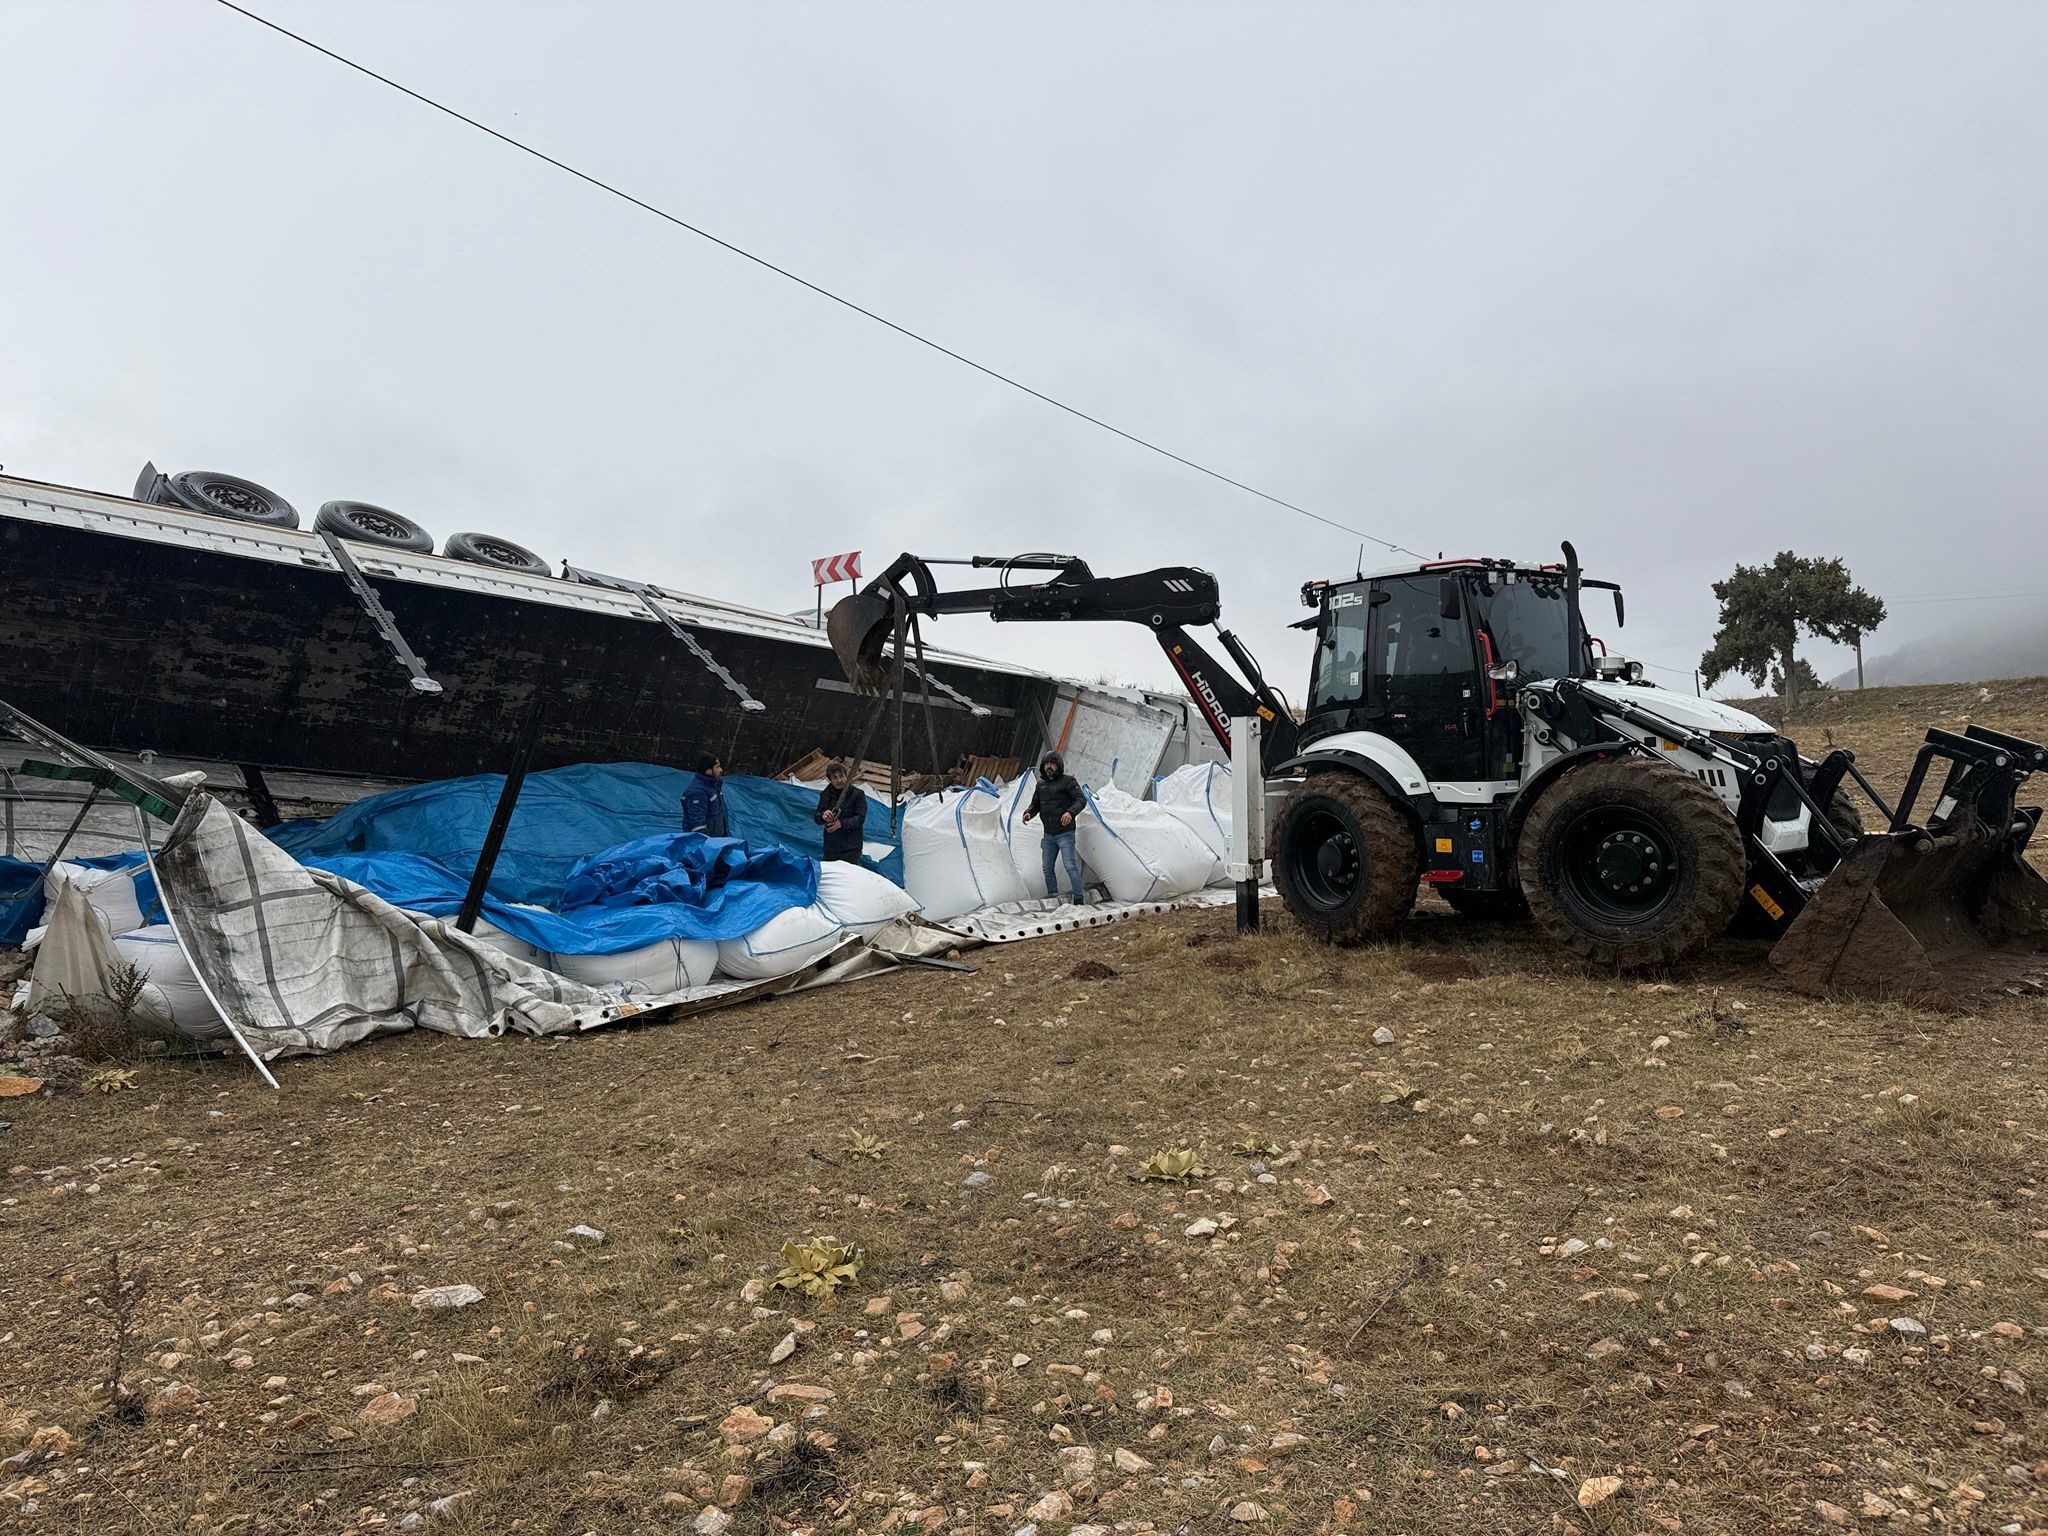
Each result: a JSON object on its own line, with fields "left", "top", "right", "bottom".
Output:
{"left": 1068, "top": 960, "right": 1118, "bottom": 981}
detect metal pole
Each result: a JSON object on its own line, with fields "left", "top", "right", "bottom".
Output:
{"left": 1227, "top": 716, "right": 1265, "bottom": 934}
{"left": 456, "top": 695, "right": 547, "bottom": 934}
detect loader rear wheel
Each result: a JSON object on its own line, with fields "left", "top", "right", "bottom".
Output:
{"left": 1274, "top": 772, "right": 1419, "bottom": 945}
{"left": 1518, "top": 756, "right": 1745, "bottom": 969}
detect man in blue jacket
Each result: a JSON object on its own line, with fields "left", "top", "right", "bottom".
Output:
{"left": 680, "top": 753, "right": 729, "bottom": 838}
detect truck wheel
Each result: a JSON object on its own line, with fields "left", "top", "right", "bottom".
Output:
{"left": 443, "top": 530, "right": 549, "bottom": 576}
{"left": 316, "top": 500, "right": 434, "bottom": 553}
{"left": 1273, "top": 772, "right": 1418, "bottom": 944}
{"left": 1440, "top": 886, "right": 1529, "bottom": 921}
{"left": 1517, "top": 756, "right": 1745, "bottom": 969}
{"left": 159, "top": 469, "right": 299, "bottom": 529}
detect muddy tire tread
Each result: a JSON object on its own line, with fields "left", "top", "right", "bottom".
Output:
{"left": 1274, "top": 771, "right": 1419, "bottom": 945}
{"left": 1517, "top": 755, "right": 1746, "bottom": 969}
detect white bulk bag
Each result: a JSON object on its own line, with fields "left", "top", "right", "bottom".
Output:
{"left": 458, "top": 905, "right": 558, "bottom": 968}
{"left": 1154, "top": 762, "right": 1233, "bottom": 881}
{"left": 109, "top": 925, "right": 228, "bottom": 1040}
{"left": 903, "top": 786, "right": 1031, "bottom": 919}
{"left": 549, "top": 936, "right": 720, "bottom": 993}
{"left": 998, "top": 770, "right": 1104, "bottom": 899}
{"left": 1077, "top": 785, "right": 1220, "bottom": 902}
{"left": 44, "top": 862, "right": 148, "bottom": 938}
{"left": 717, "top": 861, "right": 917, "bottom": 980}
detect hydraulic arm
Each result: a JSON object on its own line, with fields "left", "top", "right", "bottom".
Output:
{"left": 826, "top": 553, "right": 1299, "bottom": 766}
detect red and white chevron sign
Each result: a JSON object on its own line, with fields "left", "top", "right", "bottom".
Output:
{"left": 812, "top": 550, "right": 861, "bottom": 586}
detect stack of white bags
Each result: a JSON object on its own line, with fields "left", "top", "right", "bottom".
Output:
{"left": 902, "top": 762, "right": 1233, "bottom": 916}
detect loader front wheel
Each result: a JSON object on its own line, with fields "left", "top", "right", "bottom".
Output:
{"left": 1274, "top": 772, "right": 1419, "bottom": 944}
{"left": 1518, "top": 756, "right": 1745, "bottom": 969}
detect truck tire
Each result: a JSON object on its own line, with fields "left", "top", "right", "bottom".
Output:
{"left": 443, "top": 530, "right": 549, "bottom": 576}
{"left": 1517, "top": 756, "right": 1745, "bottom": 969}
{"left": 316, "top": 500, "right": 433, "bottom": 553}
{"left": 158, "top": 469, "right": 299, "bottom": 529}
{"left": 1273, "top": 771, "right": 1419, "bottom": 944}
{"left": 1440, "top": 886, "right": 1530, "bottom": 921}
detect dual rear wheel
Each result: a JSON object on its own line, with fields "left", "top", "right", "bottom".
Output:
{"left": 1273, "top": 757, "right": 1747, "bottom": 968}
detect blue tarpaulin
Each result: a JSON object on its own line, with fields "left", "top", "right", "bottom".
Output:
{"left": 269, "top": 762, "right": 901, "bottom": 906}
{"left": 306, "top": 832, "right": 817, "bottom": 953}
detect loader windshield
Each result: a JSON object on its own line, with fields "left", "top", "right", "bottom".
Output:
{"left": 1474, "top": 577, "right": 1578, "bottom": 684}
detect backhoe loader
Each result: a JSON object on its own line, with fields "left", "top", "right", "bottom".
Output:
{"left": 828, "top": 548, "right": 2048, "bottom": 1002}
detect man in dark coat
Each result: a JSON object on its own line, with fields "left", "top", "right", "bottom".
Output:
{"left": 813, "top": 761, "right": 868, "bottom": 865}
{"left": 680, "top": 752, "right": 728, "bottom": 838}
{"left": 1021, "top": 750, "right": 1088, "bottom": 903}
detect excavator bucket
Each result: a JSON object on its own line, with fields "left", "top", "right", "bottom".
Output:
{"left": 826, "top": 588, "right": 899, "bottom": 694}
{"left": 1771, "top": 727, "right": 2048, "bottom": 1005}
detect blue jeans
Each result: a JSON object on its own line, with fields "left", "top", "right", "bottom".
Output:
{"left": 1041, "top": 829, "right": 1084, "bottom": 902}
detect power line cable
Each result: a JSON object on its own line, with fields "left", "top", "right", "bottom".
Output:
{"left": 209, "top": 0, "right": 1426, "bottom": 560}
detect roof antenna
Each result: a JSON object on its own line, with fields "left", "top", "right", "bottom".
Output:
{"left": 1355, "top": 542, "right": 1364, "bottom": 580}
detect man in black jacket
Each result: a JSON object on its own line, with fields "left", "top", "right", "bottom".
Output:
{"left": 1021, "top": 750, "right": 1088, "bottom": 903}
{"left": 813, "top": 761, "right": 868, "bottom": 865}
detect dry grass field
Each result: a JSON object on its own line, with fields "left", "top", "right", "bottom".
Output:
{"left": 2, "top": 679, "right": 2044, "bottom": 1536}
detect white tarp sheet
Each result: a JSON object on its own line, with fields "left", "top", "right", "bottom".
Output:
{"left": 145, "top": 796, "right": 861, "bottom": 1059}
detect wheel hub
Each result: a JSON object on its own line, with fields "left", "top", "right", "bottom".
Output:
{"left": 1593, "top": 830, "right": 1664, "bottom": 895}
{"left": 1287, "top": 807, "right": 1363, "bottom": 912}
{"left": 1557, "top": 806, "right": 1681, "bottom": 921}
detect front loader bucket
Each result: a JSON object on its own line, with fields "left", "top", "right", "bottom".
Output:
{"left": 826, "top": 589, "right": 898, "bottom": 694}
{"left": 1770, "top": 822, "right": 2048, "bottom": 1004}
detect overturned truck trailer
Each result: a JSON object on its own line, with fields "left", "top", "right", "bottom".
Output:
{"left": 0, "top": 471, "right": 1056, "bottom": 791}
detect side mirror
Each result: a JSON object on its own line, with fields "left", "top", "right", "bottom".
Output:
{"left": 1438, "top": 577, "right": 1463, "bottom": 621}
{"left": 1613, "top": 589, "right": 1625, "bottom": 628}
{"left": 1487, "top": 659, "right": 1520, "bottom": 686}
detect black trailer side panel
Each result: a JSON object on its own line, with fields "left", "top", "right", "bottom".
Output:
{"left": 0, "top": 520, "right": 1049, "bottom": 782}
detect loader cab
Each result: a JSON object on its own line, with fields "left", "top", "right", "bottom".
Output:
{"left": 1302, "top": 561, "right": 1610, "bottom": 786}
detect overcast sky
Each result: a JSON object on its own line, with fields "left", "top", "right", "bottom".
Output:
{"left": 4, "top": 2, "right": 2044, "bottom": 702}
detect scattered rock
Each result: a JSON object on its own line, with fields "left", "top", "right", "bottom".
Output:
{"left": 1185, "top": 1217, "right": 1219, "bottom": 1238}
{"left": 1861, "top": 1282, "right": 1914, "bottom": 1303}
{"left": 411, "top": 1284, "right": 484, "bottom": 1310}
{"left": 1577, "top": 1475, "right": 1623, "bottom": 1509}
{"left": 765, "top": 1382, "right": 834, "bottom": 1404}
{"left": 692, "top": 1509, "right": 732, "bottom": 1536}
{"left": 1814, "top": 1500, "right": 1853, "bottom": 1526}
{"left": 769, "top": 1332, "right": 798, "bottom": 1365}
{"left": 1888, "top": 1317, "right": 1927, "bottom": 1338}
{"left": 1113, "top": 1447, "right": 1153, "bottom": 1473}
{"left": 564, "top": 1225, "right": 606, "bottom": 1245}
{"left": 1229, "top": 1501, "right": 1268, "bottom": 1523}
{"left": 1584, "top": 1337, "right": 1625, "bottom": 1362}
{"left": 963, "top": 1171, "right": 994, "bottom": 1189}
{"left": 427, "top": 1491, "right": 472, "bottom": 1519}
{"left": 1024, "top": 1489, "right": 1073, "bottom": 1522}
{"left": 356, "top": 1392, "right": 418, "bottom": 1428}
{"left": 1371, "top": 1026, "right": 1395, "bottom": 1047}
{"left": 1555, "top": 1238, "right": 1589, "bottom": 1259}
{"left": 1056, "top": 1445, "right": 1096, "bottom": 1484}
{"left": 719, "top": 1406, "right": 775, "bottom": 1443}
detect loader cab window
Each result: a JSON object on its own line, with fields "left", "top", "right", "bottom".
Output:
{"left": 1374, "top": 577, "right": 1472, "bottom": 681}
{"left": 1309, "top": 589, "right": 1370, "bottom": 712}
{"left": 1473, "top": 576, "right": 1578, "bottom": 684}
